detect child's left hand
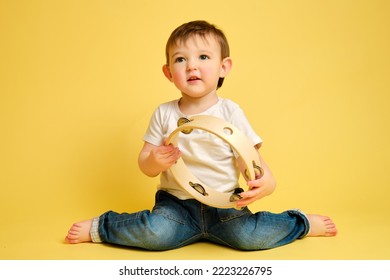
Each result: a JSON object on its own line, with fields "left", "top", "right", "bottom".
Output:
{"left": 235, "top": 156, "right": 276, "bottom": 208}
{"left": 235, "top": 178, "right": 269, "bottom": 208}
{"left": 235, "top": 152, "right": 276, "bottom": 208}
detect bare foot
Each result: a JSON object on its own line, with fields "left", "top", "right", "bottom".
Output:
{"left": 306, "top": 214, "right": 337, "bottom": 237}
{"left": 65, "top": 219, "right": 93, "bottom": 244}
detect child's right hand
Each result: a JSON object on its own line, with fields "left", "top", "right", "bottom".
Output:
{"left": 149, "top": 143, "right": 181, "bottom": 172}
{"left": 138, "top": 141, "right": 181, "bottom": 177}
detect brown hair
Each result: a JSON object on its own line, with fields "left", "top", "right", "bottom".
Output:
{"left": 165, "top": 20, "right": 230, "bottom": 88}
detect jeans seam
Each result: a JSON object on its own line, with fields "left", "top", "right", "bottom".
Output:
{"left": 200, "top": 204, "right": 209, "bottom": 237}
{"left": 218, "top": 207, "right": 250, "bottom": 222}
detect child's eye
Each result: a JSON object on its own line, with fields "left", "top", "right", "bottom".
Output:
{"left": 174, "top": 57, "right": 185, "bottom": 63}
{"left": 199, "top": 55, "right": 209, "bottom": 60}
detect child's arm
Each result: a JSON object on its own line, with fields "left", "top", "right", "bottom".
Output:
{"left": 138, "top": 141, "right": 181, "bottom": 177}
{"left": 236, "top": 147, "right": 276, "bottom": 208}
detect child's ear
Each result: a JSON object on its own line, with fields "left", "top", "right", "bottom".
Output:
{"left": 220, "top": 57, "right": 232, "bottom": 78}
{"left": 162, "top": 64, "right": 173, "bottom": 81}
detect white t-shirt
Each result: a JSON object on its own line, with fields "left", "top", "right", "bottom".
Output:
{"left": 143, "top": 97, "right": 262, "bottom": 200}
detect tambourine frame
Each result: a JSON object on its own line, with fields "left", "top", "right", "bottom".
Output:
{"left": 166, "top": 115, "right": 263, "bottom": 209}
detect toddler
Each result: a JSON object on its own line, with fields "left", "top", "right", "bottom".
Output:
{"left": 65, "top": 20, "right": 337, "bottom": 250}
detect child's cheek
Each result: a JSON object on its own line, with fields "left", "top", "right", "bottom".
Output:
{"left": 172, "top": 71, "right": 186, "bottom": 87}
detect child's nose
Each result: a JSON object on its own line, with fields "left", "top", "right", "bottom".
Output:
{"left": 186, "top": 59, "right": 198, "bottom": 71}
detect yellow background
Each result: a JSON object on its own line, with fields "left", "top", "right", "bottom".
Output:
{"left": 1, "top": 0, "right": 389, "bottom": 259}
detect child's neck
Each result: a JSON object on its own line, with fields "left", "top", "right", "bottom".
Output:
{"left": 178, "top": 93, "right": 219, "bottom": 115}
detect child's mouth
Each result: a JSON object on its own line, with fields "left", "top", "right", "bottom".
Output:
{"left": 188, "top": 76, "right": 200, "bottom": 81}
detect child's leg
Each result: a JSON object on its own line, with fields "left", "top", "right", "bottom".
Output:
{"left": 64, "top": 191, "right": 202, "bottom": 250}
{"left": 65, "top": 210, "right": 199, "bottom": 250}
{"left": 207, "top": 208, "right": 336, "bottom": 251}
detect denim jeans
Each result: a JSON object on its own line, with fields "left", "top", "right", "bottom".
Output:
{"left": 91, "top": 190, "right": 310, "bottom": 251}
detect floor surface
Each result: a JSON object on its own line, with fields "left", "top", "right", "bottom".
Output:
{"left": 1, "top": 210, "right": 389, "bottom": 260}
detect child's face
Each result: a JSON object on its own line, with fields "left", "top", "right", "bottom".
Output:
{"left": 163, "top": 34, "right": 231, "bottom": 99}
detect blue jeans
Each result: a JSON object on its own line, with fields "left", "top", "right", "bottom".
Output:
{"left": 91, "top": 190, "right": 310, "bottom": 251}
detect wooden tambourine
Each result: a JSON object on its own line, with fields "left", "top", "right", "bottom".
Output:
{"left": 166, "top": 115, "right": 263, "bottom": 209}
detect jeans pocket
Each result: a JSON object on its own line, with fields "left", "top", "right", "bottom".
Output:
{"left": 216, "top": 207, "right": 251, "bottom": 222}
{"left": 152, "top": 207, "right": 186, "bottom": 225}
